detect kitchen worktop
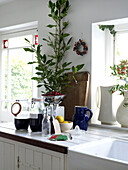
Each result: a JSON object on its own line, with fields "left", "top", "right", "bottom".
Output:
{"left": 0, "top": 122, "right": 128, "bottom": 154}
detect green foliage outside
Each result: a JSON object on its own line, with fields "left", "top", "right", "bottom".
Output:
{"left": 5, "top": 55, "right": 32, "bottom": 100}
{"left": 11, "top": 58, "right": 32, "bottom": 99}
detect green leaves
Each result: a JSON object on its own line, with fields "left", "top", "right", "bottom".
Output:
{"left": 61, "top": 33, "right": 70, "bottom": 38}
{"left": 46, "top": 59, "right": 53, "bottom": 64}
{"left": 23, "top": 48, "right": 35, "bottom": 53}
{"left": 23, "top": 0, "right": 85, "bottom": 94}
{"left": 31, "top": 77, "right": 40, "bottom": 81}
{"left": 63, "top": 22, "right": 68, "bottom": 29}
{"left": 76, "top": 64, "right": 84, "bottom": 71}
{"left": 72, "top": 66, "right": 77, "bottom": 74}
{"left": 43, "top": 38, "right": 50, "bottom": 43}
{"left": 42, "top": 54, "right": 46, "bottom": 63}
{"left": 36, "top": 72, "right": 43, "bottom": 76}
{"left": 56, "top": 0, "right": 67, "bottom": 9}
{"left": 60, "top": 33, "right": 70, "bottom": 42}
{"left": 109, "top": 84, "right": 128, "bottom": 96}
{"left": 67, "top": 37, "right": 72, "bottom": 45}
{"left": 37, "top": 84, "right": 43, "bottom": 88}
{"left": 99, "top": 25, "right": 116, "bottom": 37}
{"left": 62, "top": 62, "right": 72, "bottom": 68}
{"left": 47, "top": 24, "right": 57, "bottom": 28}
{"left": 49, "top": 32, "right": 56, "bottom": 37}
{"left": 37, "top": 44, "right": 42, "bottom": 55}
{"left": 109, "top": 59, "right": 128, "bottom": 95}
{"left": 24, "top": 38, "right": 30, "bottom": 43}
{"left": 49, "top": 62, "right": 56, "bottom": 66}
{"left": 28, "top": 61, "right": 37, "bottom": 64}
{"left": 72, "top": 64, "right": 84, "bottom": 74}
{"left": 49, "top": 0, "right": 55, "bottom": 9}
{"left": 65, "top": 46, "right": 70, "bottom": 51}
{"left": 66, "top": 0, "right": 69, "bottom": 8}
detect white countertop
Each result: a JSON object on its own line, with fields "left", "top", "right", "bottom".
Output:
{"left": 0, "top": 122, "right": 128, "bottom": 152}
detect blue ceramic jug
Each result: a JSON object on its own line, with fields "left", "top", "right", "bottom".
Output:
{"left": 73, "top": 106, "right": 93, "bottom": 131}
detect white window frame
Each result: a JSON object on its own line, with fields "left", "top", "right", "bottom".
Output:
{"left": 0, "top": 29, "right": 38, "bottom": 122}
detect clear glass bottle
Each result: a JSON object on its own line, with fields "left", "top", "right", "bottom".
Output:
{"left": 42, "top": 107, "right": 51, "bottom": 137}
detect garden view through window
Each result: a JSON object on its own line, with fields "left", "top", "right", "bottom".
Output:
{"left": 115, "top": 31, "right": 128, "bottom": 64}
{"left": 0, "top": 32, "right": 37, "bottom": 119}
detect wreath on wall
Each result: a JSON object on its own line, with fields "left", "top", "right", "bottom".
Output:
{"left": 73, "top": 39, "right": 88, "bottom": 56}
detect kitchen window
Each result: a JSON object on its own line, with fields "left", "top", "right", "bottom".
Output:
{"left": 0, "top": 30, "right": 38, "bottom": 122}
{"left": 91, "top": 21, "right": 128, "bottom": 124}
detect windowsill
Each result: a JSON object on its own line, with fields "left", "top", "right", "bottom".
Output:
{"left": 90, "top": 123, "right": 128, "bottom": 132}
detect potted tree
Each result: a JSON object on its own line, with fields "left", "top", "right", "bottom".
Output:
{"left": 24, "top": 0, "right": 84, "bottom": 95}
{"left": 24, "top": 0, "right": 85, "bottom": 134}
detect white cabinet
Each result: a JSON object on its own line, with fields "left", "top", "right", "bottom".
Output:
{"left": 17, "top": 143, "right": 65, "bottom": 170}
{"left": 18, "top": 146, "right": 42, "bottom": 170}
{"left": 0, "top": 137, "right": 66, "bottom": 170}
{"left": 0, "top": 137, "right": 15, "bottom": 170}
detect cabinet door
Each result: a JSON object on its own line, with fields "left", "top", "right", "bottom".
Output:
{"left": 18, "top": 144, "right": 65, "bottom": 170}
{"left": 18, "top": 146, "right": 42, "bottom": 170}
{"left": 0, "top": 140, "right": 15, "bottom": 170}
{"left": 42, "top": 153, "right": 61, "bottom": 170}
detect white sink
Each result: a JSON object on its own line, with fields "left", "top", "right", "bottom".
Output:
{"left": 69, "top": 138, "right": 128, "bottom": 169}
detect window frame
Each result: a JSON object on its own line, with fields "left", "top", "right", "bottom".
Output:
{"left": 0, "top": 29, "right": 38, "bottom": 122}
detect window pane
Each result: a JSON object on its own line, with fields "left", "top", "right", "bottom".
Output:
{"left": 1, "top": 101, "right": 6, "bottom": 111}
{"left": 9, "top": 35, "right": 32, "bottom": 48}
{"left": 10, "top": 48, "right": 33, "bottom": 100}
{"left": 115, "top": 33, "right": 128, "bottom": 64}
{"left": 2, "top": 50, "right": 8, "bottom": 100}
{"left": 5, "top": 54, "right": 8, "bottom": 100}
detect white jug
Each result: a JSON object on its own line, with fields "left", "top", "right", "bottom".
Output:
{"left": 98, "top": 86, "right": 122, "bottom": 125}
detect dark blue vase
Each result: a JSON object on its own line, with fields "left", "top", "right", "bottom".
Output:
{"left": 73, "top": 106, "right": 93, "bottom": 131}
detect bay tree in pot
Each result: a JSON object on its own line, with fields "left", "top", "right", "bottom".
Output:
{"left": 24, "top": 0, "right": 84, "bottom": 95}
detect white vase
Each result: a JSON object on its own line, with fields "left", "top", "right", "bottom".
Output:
{"left": 98, "top": 86, "right": 122, "bottom": 125}
{"left": 116, "top": 91, "right": 128, "bottom": 128}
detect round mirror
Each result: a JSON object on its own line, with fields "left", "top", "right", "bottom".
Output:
{"left": 11, "top": 102, "right": 22, "bottom": 117}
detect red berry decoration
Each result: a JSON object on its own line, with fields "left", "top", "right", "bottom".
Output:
{"left": 73, "top": 39, "right": 88, "bottom": 56}
{"left": 42, "top": 91, "right": 63, "bottom": 96}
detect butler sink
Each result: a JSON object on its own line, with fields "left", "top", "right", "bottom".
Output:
{"left": 68, "top": 138, "right": 128, "bottom": 170}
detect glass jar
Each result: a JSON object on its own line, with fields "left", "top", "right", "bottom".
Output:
{"left": 11, "top": 99, "right": 30, "bottom": 130}
{"left": 11, "top": 99, "right": 29, "bottom": 116}
{"left": 29, "top": 98, "right": 44, "bottom": 132}
{"left": 30, "top": 98, "right": 44, "bottom": 114}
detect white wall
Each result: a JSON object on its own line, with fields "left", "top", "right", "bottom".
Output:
{"left": 0, "top": 0, "right": 43, "bottom": 28}
{"left": 1, "top": 0, "right": 128, "bottom": 120}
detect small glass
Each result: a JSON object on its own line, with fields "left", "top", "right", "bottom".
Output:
{"left": 42, "top": 107, "right": 51, "bottom": 137}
